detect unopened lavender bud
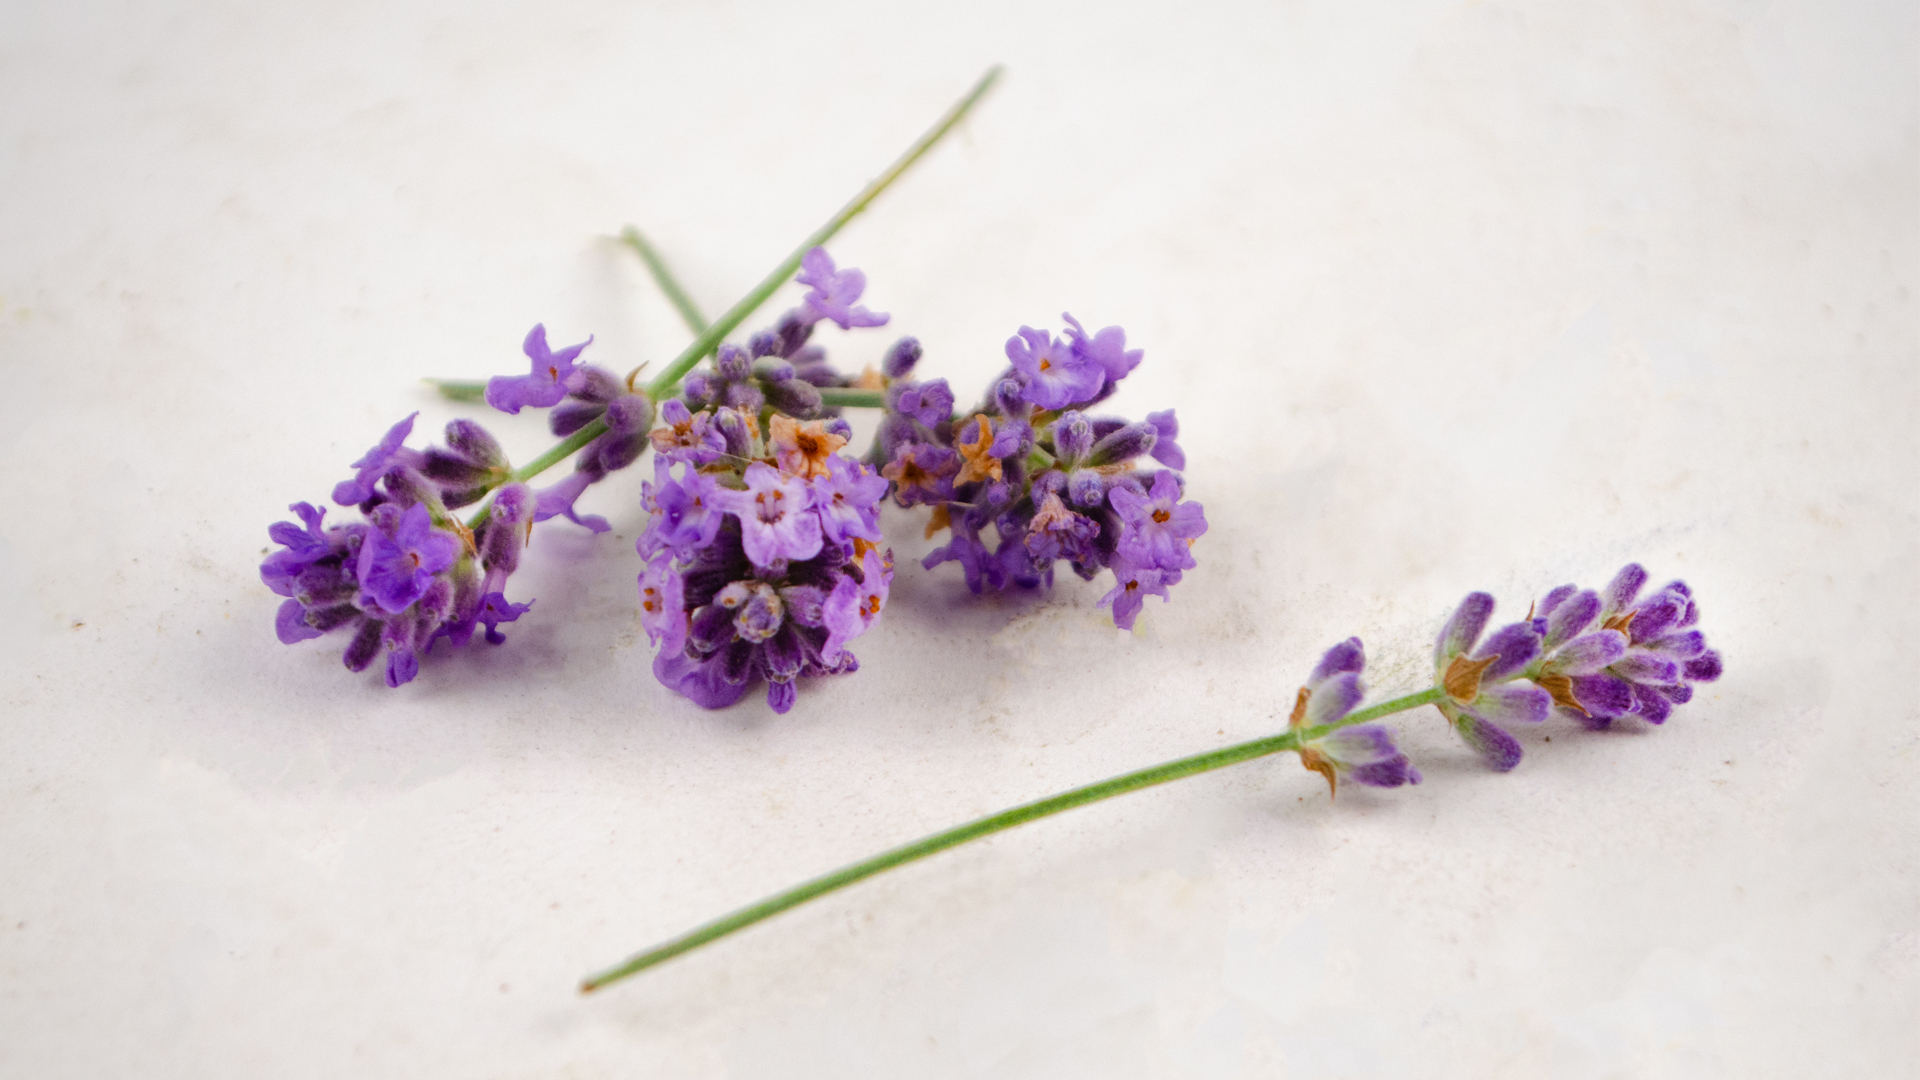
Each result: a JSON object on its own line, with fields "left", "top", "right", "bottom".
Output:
{"left": 681, "top": 372, "right": 716, "bottom": 409}
{"left": 715, "top": 344, "right": 752, "bottom": 382}
{"left": 883, "top": 336, "right": 923, "bottom": 379}
{"left": 1052, "top": 411, "right": 1094, "bottom": 465}
{"left": 715, "top": 408, "right": 755, "bottom": 459}
{"left": 773, "top": 310, "right": 815, "bottom": 358}
{"left": 1088, "top": 421, "right": 1157, "bottom": 467}
{"left": 595, "top": 432, "right": 648, "bottom": 473}
{"left": 421, "top": 448, "right": 492, "bottom": 488}
{"left": 444, "top": 419, "right": 508, "bottom": 470}
{"left": 342, "top": 619, "right": 382, "bottom": 673}
{"left": 570, "top": 366, "right": 624, "bottom": 404}
{"left": 604, "top": 393, "right": 654, "bottom": 436}
{"left": 481, "top": 483, "right": 535, "bottom": 573}
{"left": 748, "top": 329, "right": 780, "bottom": 358}
{"left": 763, "top": 376, "right": 822, "bottom": 418}
{"left": 753, "top": 358, "right": 796, "bottom": 384}
{"left": 992, "top": 376, "right": 1027, "bottom": 417}
{"left": 550, "top": 399, "right": 607, "bottom": 437}
{"left": 723, "top": 380, "right": 766, "bottom": 413}
{"left": 1067, "top": 468, "right": 1107, "bottom": 508}
{"left": 825, "top": 417, "right": 854, "bottom": 443}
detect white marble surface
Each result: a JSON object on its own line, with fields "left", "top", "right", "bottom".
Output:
{"left": 3, "top": 1, "right": 1916, "bottom": 1076}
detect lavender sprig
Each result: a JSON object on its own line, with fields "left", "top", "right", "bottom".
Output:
{"left": 579, "top": 564, "right": 1721, "bottom": 993}
{"left": 264, "top": 68, "right": 1002, "bottom": 689}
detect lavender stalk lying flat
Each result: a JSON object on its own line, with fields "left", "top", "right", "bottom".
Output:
{"left": 579, "top": 564, "right": 1722, "bottom": 993}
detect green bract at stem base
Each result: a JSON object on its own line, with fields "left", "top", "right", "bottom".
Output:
{"left": 578, "top": 685, "right": 1446, "bottom": 994}
{"left": 441, "top": 65, "right": 1001, "bottom": 535}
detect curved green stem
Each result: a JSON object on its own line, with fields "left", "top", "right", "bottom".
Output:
{"left": 579, "top": 685, "right": 1444, "bottom": 993}
{"left": 640, "top": 65, "right": 1002, "bottom": 403}
{"left": 620, "top": 228, "right": 711, "bottom": 335}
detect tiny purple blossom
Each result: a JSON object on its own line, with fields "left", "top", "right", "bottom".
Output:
{"left": 1110, "top": 470, "right": 1207, "bottom": 573}
{"left": 1061, "top": 313, "right": 1143, "bottom": 386}
{"left": 485, "top": 324, "right": 595, "bottom": 415}
{"left": 1145, "top": 409, "right": 1185, "bottom": 470}
{"left": 813, "top": 455, "right": 888, "bottom": 546}
{"left": 722, "top": 462, "right": 824, "bottom": 569}
{"left": 1005, "top": 326, "right": 1103, "bottom": 410}
{"left": 356, "top": 502, "right": 459, "bottom": 615}
{"left": 1099, "top": 554, "right": 1179, "bottom": 630}
{"left": 332, "top": 413, "right": 419, "bottom": 506}
{"left": 653, "top": 650, "right": 752, "bottom": 710}
{"left": 637, "top": 553, "right": 687, "bottom": 655}
{"left": 533, "top": 471, "right": 610, "bottom": 534}
{"left": 642, "top": 458, "right": 724, "bottom": 558}
{"left": 822, "top": 547, "right": 893, "bottom": 664}
{"left": 796, "top": 248, "right": 889, "bottom": 330}
{"left": 475, "top": 592, "right": 533, "bottom": 645}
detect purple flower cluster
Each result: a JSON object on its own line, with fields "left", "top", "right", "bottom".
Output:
{"left": 1429, "top": 564, "right": 1722, "bottom": 770}
{"left": 262, "top": 328, "right": 653, "bottom": 686}
{"left": 1526, "top": 564, "right": 1724, "bottom": 729}
{"left": 875, "top": 314, "right": 1204, "bottom": 629}
{"left": 1289, "top": 638, "right": 1422, "bottom": 798}
{"left": 636, "top": 249, "right": 900, "bottom": 713}
{"left": 639, "top": 417, "right": 893, "bottom": 714}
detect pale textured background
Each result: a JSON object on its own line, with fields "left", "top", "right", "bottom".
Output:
{"left": 2, "top": 1, "right": 1916, "bottom": 1076}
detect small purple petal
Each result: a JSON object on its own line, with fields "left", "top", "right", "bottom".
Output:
{"left": 275, "top": 599, "right": 323, "bottom": 644}
{"left": 1552, "top": 630, "right": 1628, "bottom": 675}
{"left": 1436, "top": 592, "right": 1494, "bottom": 665}
{"left": 1468, "top": 682, "right": 1551, "bottom": 725}
{"left": 1472, "top": 621, "right": 1542, "bottom": 682}
{"left": 1454, "top": 712, "right": 1524, "bottom": 772}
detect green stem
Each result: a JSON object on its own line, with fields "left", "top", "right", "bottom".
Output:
{"left": 640, "top": 65, "right": 1002, "bottom": 403}
{"left": 620, "top": 228, "right": 711, "bottom": 336}
{"left": 817, "top": 387, "right": 887, "bottom": 409}
{"left": 579, "top": 685, "right": 1444, "bottom": 993}
{"left": 425, "top": 378, "right": 487, "bottom": 403}
{"left": 463, "top": 418, "right": 610, "bottom": 532}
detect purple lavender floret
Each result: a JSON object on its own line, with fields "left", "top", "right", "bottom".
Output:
{"left": 485, "top": 324, "right": 594, "bottom": 415}
{"left": 357, "top": 502, "right": 459, "bottom": 615}
{"left": 1062, "top": 313, "right": 1143, "bottom": 390}
{"left": 1110, "top": 470, "right": 1206, "bottom": 573}
{"left": 1289, "top": 638, "right": 1421, "bottom": 796}
{"left": 1005, "top": 326, "right": 1103, "bottom": 410}
{"left": 1431, "top": 593, "right": 1551, "bottom": 772}
{"left": 332, "top": 413, "right": 421, "bottom": 507}
{"left": 1526, "top": 565, "right": 1723, "bottom": 729}
{"left": 796, "top": 247, "right": 890, "bottom": 330}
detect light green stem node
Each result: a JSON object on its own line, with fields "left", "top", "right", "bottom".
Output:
{"left": 578, "top": 685, "right": 1444, "bottom": 994}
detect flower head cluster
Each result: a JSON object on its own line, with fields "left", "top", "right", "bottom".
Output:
{"left": 637, "top": 252, "right": 898, "bottom": 714}
{"left": 1288, "top": 638, "right": 1422, "bottom": 798}
{"left": 263, "top": 329, "right": 652, "bottom": 686}
{"left": 1429, "top": 564, "right": 1723, "bottom": 770}
{"left": 876, "top": 315, "right": 1204, "bottom": 629}
{"left": 1525, "top": 564, "right": 1724, "bottom": 729}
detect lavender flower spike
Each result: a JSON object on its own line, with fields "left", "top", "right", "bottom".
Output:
{"left": 1289, "top": 637, "right": 1421, "bottom": 797}
{"left": 485, "top": 324, "right": 595, "bottom": 415}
